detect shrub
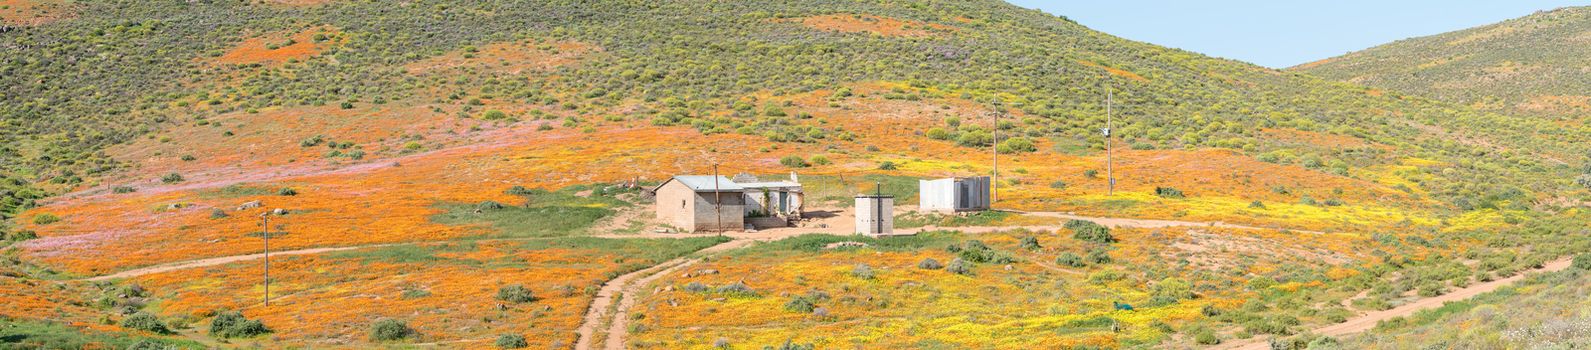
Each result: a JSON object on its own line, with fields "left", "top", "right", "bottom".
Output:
{"left": 121, "top": 313, "right": 170, "bottom": 334}
{"left": 496, "top": 285, "right": 536, "bottom": 303}
{"left": 1194, "top": 329, "right": 1220, "bottom": 345}
{"left": 682, "top": 282, "right": 709, "bottom": 293}
{"left": 161, "top": 173, "right": 184, "bottom": 184}
{"left": 784, "top": 296, "right": 816, "bottom": 313}
{"left": 714, "top": 282, "right": 757, "bottom": 297}
{"left": 1155, "top": 187, "right": 1185, "bottom": 199}
{"left": 926, "top": 128, "right": 950, "bottom": 140}
{"left": 210, "top": 209, "right": 229, "bottom": 219}
{"left": 917, "top": 258, "right": 943, "bottom": 269}
{"left": 946, "top": 258, "right": 972, "bottom": 275}
{"left": 851, "top": 263, "right": 875, "bottom": 280}
{"left": 1055, "top": 252, "right": 1085, "bottom": 268}
{"left": 482, "top": 110, "right": 508, "bottom": 120}
{"left": 369, "top": 319, "right": 413, "bottom": 341}
{"left": 180, "top": 154, "right": 196, "bottom": 161}
{"left": 1049, "top": 180, "right": 1067, "bottom": 189}
{"left": 877, "top": 161, "right": 898, "bottom": 170}
{"left": 477, "top": 201, "right": 506, "bottom": 211}
{"left": 1574, "top": 254, "right": 1591, "bottom": 270}
{"left": 495, "top": 334, "right": 528, "bottom": 349}
{"left": 779, "top": 156, "right": 808, "bottom": 168}
{"left": 277, "top": 188, "right": 297, "bottom": 196}
{"left": 1249, "top": 200, "right": 1266, "bottom": 209}
{"left": 956, "top": 130, "right": 992, "bottom": 147}
{"left": 1020, "top": 236, "right": 1041, "bottom": 251}
{"left": 764, "top": 340, "right": 816, "bottom": 350}
{"left": 113, "top": 186, "right": 137, "bottom": 194}
{"left": 32, "top": 213, "right": 60, "bottom": 225}
{"left": 809, "top": 155, "right": 831, "bottom": 165}
{"left": 1083, "top": 169, "right": 1099, "bottom": 178}
{"left": 997, "top": 137, "right": 1036, "bottom": 154}
{"left": 1066, "top": 220, "right": 1114, "bottom": 243}
{"left": 1085, "top": 249, "right": 1112, "bottom": 264}
{"left": 209, "top": 311, "right": 271, "bottom": 338}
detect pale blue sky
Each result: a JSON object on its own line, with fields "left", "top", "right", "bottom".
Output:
{"left": 1007, "top": 0, "right": 1591, "bottom": 68}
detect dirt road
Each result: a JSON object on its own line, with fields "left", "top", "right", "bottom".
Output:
{"left": 573, "top": 239, "right": 754, "bottom": 350}
{"left": 82, "top": 245, "right": 380, "bottom": 282}
{"left": 1215, "top": 257, "right": 1575, "bottom": 349}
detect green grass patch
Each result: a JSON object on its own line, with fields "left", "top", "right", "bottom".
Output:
{"left": 431, "top": 185, "right": 631, "bottom": 238}
{"left": 729, "top": 231, "right": 963, "bottom": 256}
{"left": 798, "top": 174, "right": 923, "bottom": 206}
{"left": 0, "top": 317, "right": 203, "bottom": 349}
{"left": 894, "top": 211, "right": 1015, "bottom": 229}
{"left": 196, "top": 184, "right": 275, "bottom": 199}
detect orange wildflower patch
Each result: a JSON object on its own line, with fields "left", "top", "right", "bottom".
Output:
{"left": 0, "top": 0, "right": 71, "bottom": 26}
{"left": 129, "top": 238, "right": 717, "bottom": 347}
{"left": 405, "top": 39, "right": 598, "bottom": 75}
{"left": 780, "top": 14, "right": 954, "bottom": 37}
{"left": 213, "top": 26, "right": 341, "bottom": 66}
{"left": 1077, "top": 60, "right": 1148, "bottom": 82}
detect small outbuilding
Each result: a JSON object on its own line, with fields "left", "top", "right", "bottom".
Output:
{"left": 652, "top": 175, "right": 746, "bottom": 232}
{"left": 734, "top": 173, "right": 805, "bottom": 229}
{"left": 919, "top": 176, "right": 991, "bottom": 213}
{"left": 855, "top": 194, "right": 895, "bottom": 236}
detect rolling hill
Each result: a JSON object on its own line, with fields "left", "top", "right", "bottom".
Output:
{"left": 2, "top": 0, "right": 1590, "bottom": 348}
{"left": 1296, "top": 6, "right": 1591, "bottom": 119}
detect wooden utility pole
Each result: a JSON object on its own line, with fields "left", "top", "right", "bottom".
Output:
{"left": 990, "top": 104, "right": 1000, "bottom": 205}
{"left": 712, "top": 164, "right": 722, "bottom": 237}
{"left": 259, "top": 211, "right": 271, "bottom": 307}
{"left": 1106, "top": 86, "right": 1115, "bottom": 196}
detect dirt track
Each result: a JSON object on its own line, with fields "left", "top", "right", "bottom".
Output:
{"left": 1215, "top": 257, "right": 1574, "bottom": 349}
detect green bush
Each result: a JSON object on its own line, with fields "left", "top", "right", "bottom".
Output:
{"left": 121, "top": 313, "right": 170, "bottom": 334}
{"left": 113, "top": 186, "right": 137, "bottom": 194}
{"left": 809, "top": 155, "right": 830, "bottom": 166}
{"left": 1194, "top": 329, "right": 1220, "bottom": 345}
{"left": 277, "top": 188, "right": 298, "bottom": 196}
{"left": 851, "top": 263, "right": 875, "bottom": 280}
{"left": 1574, "top": 254, "right": 1591, "bottom": 270}
{"left": 996, "top": 137, "right": 1036, "bottom": 154}
{"left": 209, "top": 311, "right": 271, "bottom": 338}
{"left": 779, "top": 156, "right": 808, "bottom": 168}
{"left": 496, "top": 284, "right": 536, "bottom": 303}
{"left": 1020, "top": 236, "right": 1041, "bottom": 251}
{"left": 1085, "top": 249, "right": 1112, "bottom": 264}
{"left": 495, "top": 334, "right": 528, "bottom": 349}
{"left": 369, "top": 319, "right": 413, "bottom": 341}
{"left": 877, "top": 161, "right": 898, "bottom": 170}
{"left": 482, "top": 110, "right": 508, "bottom": 120}
{"left": 1055, "top": 252, "right": 1085, "bottom": 268}
{"left": 784, "top": 296, "right": 816, "bottom": 313}
{"left": 1155, "top": 187, "right": 1185, "bottom": 199}
{"left": 947, "top": 258, "right": 972, "bottom": 275}
{"left": 917, "top": 258, "right": 943, "bottom": 270}
{"left": 161, "top": 173, "right": 184, "bottom": 184}
{"left": 1066, "top": 220, "right": 1115, "bottom": 243}
{"left": 32, "top": 213, "right": 60, "bottom": 225}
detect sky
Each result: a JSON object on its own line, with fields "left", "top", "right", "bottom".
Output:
{"left": 1006, "top": 0, "right": 1590, "bottom": 68}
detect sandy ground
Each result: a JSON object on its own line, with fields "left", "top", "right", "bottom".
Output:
{"left": 1215, "top": 257, "right": 1575, "bottom": 349}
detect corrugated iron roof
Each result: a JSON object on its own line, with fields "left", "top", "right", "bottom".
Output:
{"left": 736, "top": 181, "right": 802, "bottom": 190}
{"left": 665, "top": 175, "right": 745, "bottom": 192}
